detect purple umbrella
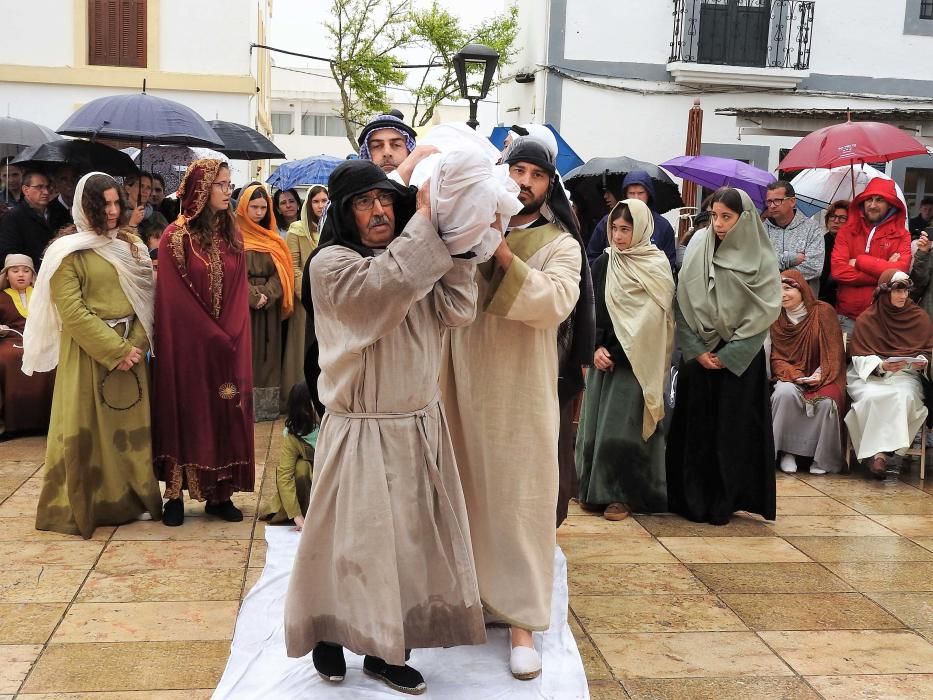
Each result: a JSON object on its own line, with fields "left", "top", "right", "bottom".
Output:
{"left": 660, "top": 155, "right": 775, "bottom": 209}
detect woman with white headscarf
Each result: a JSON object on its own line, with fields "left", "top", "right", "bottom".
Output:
{"left": 24, "top": 172, "right": 162, "bottom": 538}
{"left": 575, "top": 199, "right": 674, "bottom": 521}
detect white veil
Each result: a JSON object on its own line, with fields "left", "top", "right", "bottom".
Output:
{"left": 22, "top": 171, "right": 155, "bottom": 375}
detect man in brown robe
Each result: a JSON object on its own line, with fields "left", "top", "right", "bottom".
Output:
{"left": 285, "top": 160, "right": 485, "bottom": 695}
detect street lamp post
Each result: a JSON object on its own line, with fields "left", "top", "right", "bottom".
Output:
{"left": 452, "top": 43, "right": 500, "bottom": 130}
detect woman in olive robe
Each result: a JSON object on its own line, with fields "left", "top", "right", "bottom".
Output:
{"left": 23, "top": 172, "right": 162, "bottom": 538}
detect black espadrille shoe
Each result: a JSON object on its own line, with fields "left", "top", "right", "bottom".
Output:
{"left": 204, "top": 499, "right": 243, "bottom": 522}
{"left": 162, "top": 498, "right": 184, "bottom": 527}
{"left": 312, "top": 642, "right": 346, "bottom": 682}
{"left": 363, "top": 655, "right": 426, "bottom": 695}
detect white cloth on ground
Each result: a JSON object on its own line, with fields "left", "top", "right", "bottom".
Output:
{"left": 409, "top": 123, "right": 522, "bottom": 263}
{"left": 845, "top": 356, "right": 928, "bottom": 459}
{"left": 213, "top": 526, "right": 589, "bottom": 700}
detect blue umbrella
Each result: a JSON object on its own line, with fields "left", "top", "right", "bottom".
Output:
{"left": 57, "top": 91, "right": 224, "bottom": 148}
{"left": 267, "top": 154, "right": 343, "bottom": 190}
{"left": 488, "top": 123, "right": 584, "bottom": 176}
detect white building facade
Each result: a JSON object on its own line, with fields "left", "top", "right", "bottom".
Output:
{"left": 0, "top": 0, "right": 273, "bottom": 182}
{"left": 499, "top": 0, "right": 933, "bottom": 209}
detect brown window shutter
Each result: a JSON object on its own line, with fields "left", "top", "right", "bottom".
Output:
{"left": 119, "top": 0, "right": 147, "bottom": 68}
{"left": 89, "top": 0, "right": 146, "bottom": 68}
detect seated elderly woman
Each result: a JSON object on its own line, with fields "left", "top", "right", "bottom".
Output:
{"left": 846, "top": 269, "right": 933, "bottom": 479}
{"left": 770, "top": 269, "right": 847, "bottom": 474}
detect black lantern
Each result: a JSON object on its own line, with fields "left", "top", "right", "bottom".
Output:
{"left": 452, "top": 43, "right": 500, "bottom": 130}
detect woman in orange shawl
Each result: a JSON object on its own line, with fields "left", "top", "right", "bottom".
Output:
{"left": 769, "top": 269, "right": 846, "bottom": 474}
{"left": 236, "top": 184, "right": 294, "bottom": 421}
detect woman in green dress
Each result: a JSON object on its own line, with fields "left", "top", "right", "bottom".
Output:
{"left": 575, "top": 199, "right": 675, "bottom": 520}
{"left": 23, "top": 172, "right": 162, "bottom": 539}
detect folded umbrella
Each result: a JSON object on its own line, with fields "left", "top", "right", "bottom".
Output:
{"left": 14, "top": 139, "right": 139, "bottom": 177}
{"left": 208, "top": 120, "right": 285, "bottom": 160}
{"left": 660, "top": 154, "right": 775, "bottom": 209}
{"left": 58, "top": 91, "right": 224, "bottom": 148}
{"left": 267, "top": 154, "right": 344, "bottom": 190}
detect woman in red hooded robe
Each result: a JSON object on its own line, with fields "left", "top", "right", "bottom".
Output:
{"left": 151, "top": 159, "right": 255, "bottom": 526}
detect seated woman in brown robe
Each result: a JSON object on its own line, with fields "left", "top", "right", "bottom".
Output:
{"left": 0, "top": 254, "right": 53, "bottom": 437}
{"left": 769, "top": 269, "right": 846, "bottom": 475}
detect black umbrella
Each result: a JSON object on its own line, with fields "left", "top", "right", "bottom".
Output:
{"left": 57, "top": 90, "right": 224, "bottom": 148}
{"left": 565, "top": 156, "right": 684, "bottom": 237}
{"left": 13, "top": 139, "right": 139, "bottom": 177}
{"left": 208, "top": 120, "right": 285, "bottom": 160}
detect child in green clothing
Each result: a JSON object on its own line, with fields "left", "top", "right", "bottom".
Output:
{"left": 260, "top": 381, "right": 319, "bottom": 530}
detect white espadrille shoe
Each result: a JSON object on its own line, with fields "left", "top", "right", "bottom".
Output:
{"left": 509, "top": 645, "right": 542, "bottom": 681}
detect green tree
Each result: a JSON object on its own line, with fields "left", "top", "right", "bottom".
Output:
{"left": 326, "top": 0, "right": 412, "bottom": 152}
{"left": 408, "top": 3, "right": 519, "bottom": 128}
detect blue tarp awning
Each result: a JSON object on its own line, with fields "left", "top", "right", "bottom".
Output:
{"left": 488, "top": 124, "right": 584, "bottom": 176}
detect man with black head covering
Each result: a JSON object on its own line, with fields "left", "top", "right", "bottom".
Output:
{"left": 285, "top": 160, "right": 485, "bottom": 695}
{"left": 441, "top": 136, "right": 593, "bottom": 681}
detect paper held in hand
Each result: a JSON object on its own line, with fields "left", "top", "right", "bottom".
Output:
{"left": 885, "top": 356, "right": 929, "bottom": 367}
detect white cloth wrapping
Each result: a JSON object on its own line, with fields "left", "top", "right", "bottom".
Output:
{"left": 22, "top": 172, "right": 155, "bottom": 375}
{"left": 409, "top": 123, "right": 522, "bottom": 264}
{"left": 214, "top": 526, "right": 589, "bottom": 700}
{"left": 845, "top": 356, "right": 928, "bottom": 459}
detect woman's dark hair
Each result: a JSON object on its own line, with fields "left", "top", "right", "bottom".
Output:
{"left": 188, "top": 165, "right": 241, "bottom": 252}
{"left": 305, "top": 185, "right": 328, "bottom": 225}
{"left": 709, "top": 187, "right": 745, "bottom": 216}
{"left": 825, "top": 199, "right": 850, "bottom": 225}
{"left": 82, "top": 174, "right": 128, "bottom": 233}
{"left": 273, "top": 187, "right": 303, "bottom": 227}
{"left": 151, "top": 173, "right": 166, "bottom": 188}
{"left": 609, "top": 203, "right": 633, "bottom": 227}
{"left": 247, "top": 186, "right": 273, "bottom": 229}
{"left": 81, "top": 174, "right": 142, "bottom": 258}
{"left": 285, "top": 381, "right": 319, "bottom": 437}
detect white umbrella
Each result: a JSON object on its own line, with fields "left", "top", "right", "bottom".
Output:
{"left": 791, "top": 164, "right": 908, "bottom": 223}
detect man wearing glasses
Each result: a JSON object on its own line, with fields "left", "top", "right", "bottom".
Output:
{"left": 763, "top": 180, "right": 825, "bottom": 295}
{"left": 0, "top": 170, "right": 56, "bottom": 270}
{"left": 287, "top": 160, "right": 485, "bottom": 695}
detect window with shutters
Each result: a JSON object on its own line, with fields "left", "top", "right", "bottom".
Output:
{"left": 271, "top": 112, "right": 294, "bottom": 135}
{"left": 88, "top": 0, "right": 147, "bottom": 68}
{"left": 922, "top": 0, "right": 933, "bottom": 19}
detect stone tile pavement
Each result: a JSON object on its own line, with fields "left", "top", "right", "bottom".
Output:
{"left": 3, "top": 423, "right": 933, "bottom": 698}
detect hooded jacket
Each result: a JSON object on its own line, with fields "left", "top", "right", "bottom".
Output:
{"left": 585, "top": 170, "right": 677, "bottom": 270}
{"left": 830, "top": 177, "right": 911, "bottom": 320}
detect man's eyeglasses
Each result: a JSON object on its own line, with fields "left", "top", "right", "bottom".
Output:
{"left": 352, "top": 192, "right": 395, "bottom": 212}
{"left": 24, "top": 184, "right": 51, "bottom": 192}
{"left": 828, "top": 214, "right": 848, "bottom": 222}
{"left": 213, "top": 181, "right": 234, "bottom": 193}
{"left": 766, "top": 197, "right": 792, "bottom": 207}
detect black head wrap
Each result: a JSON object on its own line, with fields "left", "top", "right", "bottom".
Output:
{"left": 301, "top": 160, "right": 418, "bottom": 414}
{"left": 504, "top": 136, "right": 595, "bottom": 404}
{"left": 314, "top": 160, "right": 417, "bottom": 258}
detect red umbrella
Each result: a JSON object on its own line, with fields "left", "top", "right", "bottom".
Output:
{"left": 779, "top": 118, "right": 928, "bottom": 172}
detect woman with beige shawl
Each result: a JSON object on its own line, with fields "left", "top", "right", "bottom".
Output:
{"left": 575, "top": 199, "right": 674, "bottom": 521}
{"left": 666, "top": 187, "right": 781, "bottom": 526}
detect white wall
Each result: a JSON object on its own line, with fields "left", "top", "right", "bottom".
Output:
{"left": 160, "top": 0, "right": 253, "bottom": 75}
{"left": 0, "top": 0, "right": 73, "bottom": 67}
{"left": 564, "top": 0, "right": 673, "bottom": 64}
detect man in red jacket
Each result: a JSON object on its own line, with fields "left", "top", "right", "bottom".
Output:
{"left": 831, "top": 178, "right": 911, "bottom": 336}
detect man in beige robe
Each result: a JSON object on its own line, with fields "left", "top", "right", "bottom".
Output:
{"left": 442, "top": 138, "right": 582, "bottom": 680}
{"left": 284, "top": 160, "right": 486, "bottom": 696}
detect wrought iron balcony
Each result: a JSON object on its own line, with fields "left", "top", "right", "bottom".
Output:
{"left": 669, "top": 0, "right": 815, "bottom": 70}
